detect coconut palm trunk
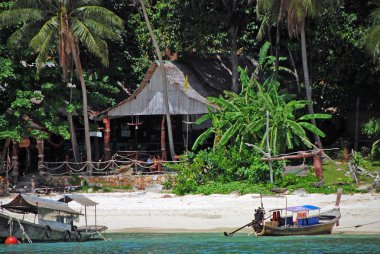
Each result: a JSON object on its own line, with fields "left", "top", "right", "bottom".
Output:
{"left": 229, "top": 25, "right": 239, "bottom": 93}
{"left": 300, "top": 24, "right": 322, "bottom": 149}
{"left": 71, "top": 42, "right": 92, "bottom": 173}
{"left": 67, "top": 113, "right": 80, "bottom": 163}
{"left": 139, "top": 0, "right": 175, "bottom": 160}
{"left": 274, "top": 0, "right": 284, "bottom": 80}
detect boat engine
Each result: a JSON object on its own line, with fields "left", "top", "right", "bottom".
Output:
{"left": 253, "top": 207, "right": 265, "bottom": 225}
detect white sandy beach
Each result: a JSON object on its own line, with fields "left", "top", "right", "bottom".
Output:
{"left": 2, "top": 191, "right": 380, "bottom": 234}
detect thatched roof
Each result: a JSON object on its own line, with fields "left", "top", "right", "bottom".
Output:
{"left": 98, "top": 56, "right": 256, "bottom": 118}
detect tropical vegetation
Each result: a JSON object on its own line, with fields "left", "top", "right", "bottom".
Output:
{"left": 0, "top": 0, "right": 379, "bottom": 194}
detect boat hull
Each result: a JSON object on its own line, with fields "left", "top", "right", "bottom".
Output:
{"left": 0, "top": 212, "right": 92, "bottom": 243}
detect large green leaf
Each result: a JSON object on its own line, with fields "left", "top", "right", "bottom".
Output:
{"left": 298, "top": 122, "right": 326, "bottom": 137}
{"left": 192, "top": 128, "right": 213, "bottom": 150}
{"left": 298, "top": 113, "right": 331, "bottom": 121}
{"left": 195, "top": 114, "right": 211, "bottom": 124}
{"left": 217, "top": 124, "right": 238, "bottom": 147}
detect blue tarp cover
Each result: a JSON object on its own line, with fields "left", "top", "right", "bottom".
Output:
{"left": 286, "top": 205, "right": 320, "bottom": 212}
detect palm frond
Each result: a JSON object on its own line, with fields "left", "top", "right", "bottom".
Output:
{"left": 35, "top": 31, "right": 56, "bottom": 70}
{"left": 7, "top": 22, "right": 40, "bottom": 47}
{"left": 0, "top": 8, "right": 43, "bottom": 28}
{"left": 71, "top": 18, "right": 109, "bottom": 66}
{"left": 72, "top": 6, "right": 124, "bottom": 30}
{"left": 256, "top": 14, "right": 269, "bottom": 41}
{"left": 29, "top": 16, "right": 59, "bottom": 52}
{"left": 82, "top": 19, "right": 122, "bottom": 41}
{"left": 71, "top": 0, "right": 101, "bottom": 9}
{"left": 256, "top": 0, "right": 274, "bottom": 14}
{"left": 12, "top": 0, "right": 53, "bottom": 11}
{"left": 365, "top": 24, "right": 380, "bottom": 60}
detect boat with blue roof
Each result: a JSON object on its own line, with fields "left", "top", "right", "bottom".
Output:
{"left": 224, "top": 188, "right": 342, "bottom": 237}
{"left": 250, "top": 189, "right": 342, "bottom": 236}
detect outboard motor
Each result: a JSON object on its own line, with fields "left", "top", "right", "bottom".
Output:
{"left": 254, "top": 207, "right": 265, "bottom": 223}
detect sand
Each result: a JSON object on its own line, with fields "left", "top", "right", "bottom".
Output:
{"left": 2, "top": 191, "right": 379, "bottom": 234}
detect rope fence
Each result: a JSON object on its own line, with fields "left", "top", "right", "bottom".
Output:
{"left": 38, "top": 151, "right": 181, "bottom": 176}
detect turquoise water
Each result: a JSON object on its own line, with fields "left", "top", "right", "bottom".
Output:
{"left": 1, "top": 233, "right": 380, "bottom": 254}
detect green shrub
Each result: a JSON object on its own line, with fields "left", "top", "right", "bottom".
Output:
{"left": 170, "top": 145, "right": 283, "bottom": 195}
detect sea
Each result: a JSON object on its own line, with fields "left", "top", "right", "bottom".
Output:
{"left": 0, "top": 233, "right": 379, "bottom": 254}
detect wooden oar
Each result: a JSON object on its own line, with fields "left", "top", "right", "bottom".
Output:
{"left": 223, "top": 222, "right": 253, "bottom": 237}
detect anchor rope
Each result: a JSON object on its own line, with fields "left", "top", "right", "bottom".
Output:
{"left": 7, "top": 216, "right": 32, "bottom": 243}
{"left": 336, "top": 220, "right": 380, "bottom": 230}
{"left": 16, "top": 218, "right": 32, "bottom": 243}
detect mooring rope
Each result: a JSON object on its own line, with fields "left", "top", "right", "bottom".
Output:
{"left": 336, "top": 220, "right": 380, "bottom": 230}
{"left": 7, "top": 215, "right": 32, "bottom": 243}
{"left": 16, "top": 218, "right": 32, "bottom": 243}
{"left": 96, "top": 231, "right": 106, "bottom": 241}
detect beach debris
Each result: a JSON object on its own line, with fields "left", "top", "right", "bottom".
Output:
{"left": 161, "top": 194, "right": 173, "bottom": 198}
{"left": 145, "top": 184, "right": 162, "bottom": 192}
{"left": 270, "top": 188, "right": 287, "bottom": 194}
{"left": 292, "top": 188, "right": 307, "bottom": 196}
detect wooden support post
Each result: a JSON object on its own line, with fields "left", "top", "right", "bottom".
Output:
{"left": 103, "top": 118, "right": 111, "bottom": 161}
{"left": 313, "top": 151, "right": 323, "bottom": 181}
{"left": 36, "top": 140, "right": 44, "bottom": 172}
{"left": 85, "top": 205, "right": 88, "bottom": 232}
{"left": 161, "top": 115, "right": 167, "bottom": 161}
{"left": 12, "top": 142, "right": 19, "bottom": 186}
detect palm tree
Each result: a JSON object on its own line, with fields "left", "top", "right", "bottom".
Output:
{"left": 138, "top": 0, "right": 175, "bottom": 160}
{"left": 0, "top": 0, "right": 124, "bottom": 173}
{"left": 257, "top": 0, "right": 339, "bottom": 149}
{"left": 256, "top": 0, "right": 286, "bottom": 80}
{"left": 365, "top": 2, "right": 380, "bottom": 61}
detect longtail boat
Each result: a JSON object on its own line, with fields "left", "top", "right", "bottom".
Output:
{"left": 0, "top": 194, "right": 106, "bottom": 243}
{"left": 224, "top": 188, "right": 342, "bottom": 237}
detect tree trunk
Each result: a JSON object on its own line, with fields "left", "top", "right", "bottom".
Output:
{"left": 139, "top": 0, "right": 175, "bottom": 160}
{"left": 354, "top": 98, "right": 360, "bottom": 151}
{"left": 300, "top": 24, "right": 323, "bottom": 149}
{"left": 161, "top": 115, "right": 167, "bottom": 161}
{"left": 71, "top": 42, "right": 92, "bottom": 174}
{"left": 67, "top": 113, "right": 80, "bottom": 163}
{"left": 1, "top": 139, "right": 10, "bottom": 195}
{"left": 0, "top": 139, "right": 9, "bottom": 173}
{"left": 274, "top": 0, "right": 284, "bottom": 80}
{"left": 11, "top": 142, "right": 19, "bottom": 186}
{"left": 36, "top": 139, "right": 44, "bottom": 172}
{"left": 229, "top": 25, "right": 239, "bottom": 93}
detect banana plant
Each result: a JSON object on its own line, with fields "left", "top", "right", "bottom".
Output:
{"left": 192, "top": 68, "right": 331, "bottom": 155}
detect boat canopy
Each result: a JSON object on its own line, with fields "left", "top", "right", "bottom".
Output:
{"left": 57, "top": 194, "right": 98, "bottom": 206}
{"left": 285, "top": 205, "right": 320, "bottom": 212}
{"left": 0, "top": 194, "right": 81, "bottom": 215}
